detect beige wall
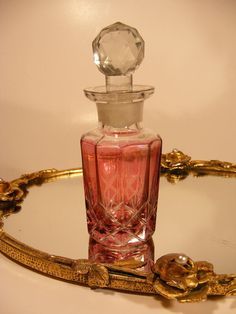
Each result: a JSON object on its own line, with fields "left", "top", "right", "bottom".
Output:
{"left": 1, "top": 0, "right": 236, "bottom": 179}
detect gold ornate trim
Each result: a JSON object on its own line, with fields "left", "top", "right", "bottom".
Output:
{"left": 0, "top": 150, "right": 236, "bottom": 303}
{"left": 161, "top": 149, "right": 236, "bottom": 183}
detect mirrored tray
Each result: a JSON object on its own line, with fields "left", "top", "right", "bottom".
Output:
{"left": 0, "top": 150, "right": 236, "bottom": 303}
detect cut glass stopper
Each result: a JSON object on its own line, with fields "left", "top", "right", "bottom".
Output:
{"left": 92, "top": 22, "right": 144, "bottom": 91}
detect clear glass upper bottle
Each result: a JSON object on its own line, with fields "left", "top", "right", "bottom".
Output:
{"left": 81, "top": 22, "right": 162, "bottom": 247}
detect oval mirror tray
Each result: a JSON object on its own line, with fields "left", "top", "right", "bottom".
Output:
{"left": 1, "top": 150, "right": 236, "bottom": 303}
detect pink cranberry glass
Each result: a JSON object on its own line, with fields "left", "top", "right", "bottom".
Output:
{"left": 81, "top": 128, "right": 161, "bottom": 247}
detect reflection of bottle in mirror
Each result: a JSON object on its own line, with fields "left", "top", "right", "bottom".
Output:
{"left": 81, "top": 22, "right": 162, "bottom": 248}
{"left": 89, "top": 237, "right": 154, "bottom": 272}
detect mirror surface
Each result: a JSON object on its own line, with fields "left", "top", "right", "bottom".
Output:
{"left": 3, "top": 173, "right": 236, "bottom": 274}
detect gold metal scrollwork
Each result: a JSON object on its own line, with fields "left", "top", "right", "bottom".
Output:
{"left": 0, "top": 150, "right": 236, "bottom": 303}
{"left": 161, "top": 149, "right": 236, "bottom": 183}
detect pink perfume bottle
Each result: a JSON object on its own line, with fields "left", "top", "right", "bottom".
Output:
{"left": 81, "top": 22, "right": 162, "bottom": 247}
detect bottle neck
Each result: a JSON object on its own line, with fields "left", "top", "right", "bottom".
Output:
{"left": 96, "top": 100, "right": 144, "bottom": 129}
{"left": 84, "top": 85, "right": 155, "bottom": 130}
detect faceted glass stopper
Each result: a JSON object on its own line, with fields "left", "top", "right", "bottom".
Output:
{"left": 93, "top": 22, "right": 144, "bottom": 76}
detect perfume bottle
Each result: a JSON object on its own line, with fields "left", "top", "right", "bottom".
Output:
{"left": 81, "top": 22, "right": 162, "bottom": 247}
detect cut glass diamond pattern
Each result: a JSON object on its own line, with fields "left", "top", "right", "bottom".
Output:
{"left": 81, "top": 138, "right": 161, "bottom": 247}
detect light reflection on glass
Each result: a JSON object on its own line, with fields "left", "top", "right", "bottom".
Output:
{"left": 88, "top": 237, "right": 154, "bottom": 272}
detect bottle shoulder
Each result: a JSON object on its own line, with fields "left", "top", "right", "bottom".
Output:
{"left": 81, "top": 127, "right": 162, "bottom": 146}
{"left": 81, "top": 128, "right": 104, "bottom": 143}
